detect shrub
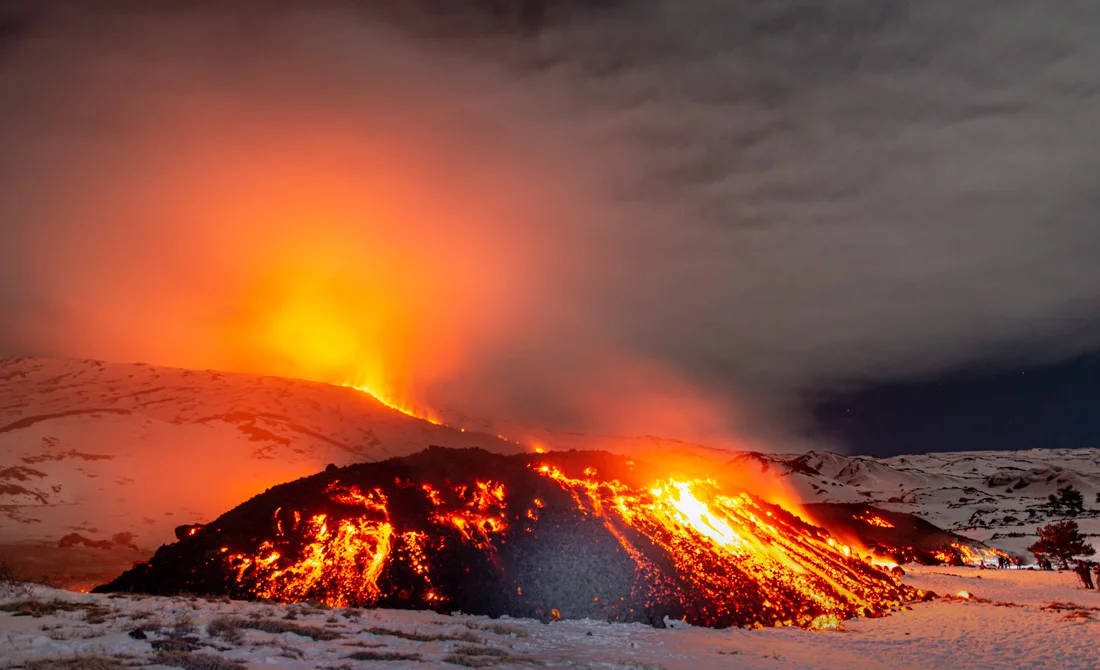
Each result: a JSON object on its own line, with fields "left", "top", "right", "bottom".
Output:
{"left": 1029, "top": 520, "right": 1096, "bottom": 568}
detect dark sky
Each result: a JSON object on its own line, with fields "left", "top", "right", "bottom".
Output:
{"left": 2, "top": 1, "right": 1100, "bottom": 455}
{"left": 812, "top": 354, "right": 1100, "bottom": 457}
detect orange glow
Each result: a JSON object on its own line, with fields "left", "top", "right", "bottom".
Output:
{"left": 809, "top": 614, "right": 841, "bottom": 631}
{"left": 6, "top": 9, "right": 801, "bottom": 466}
{"left": 344, "top": 381, "right": 444, "bottom": 425}
{"left": 931, "top": 543, "right": 1009, "bottom": 567}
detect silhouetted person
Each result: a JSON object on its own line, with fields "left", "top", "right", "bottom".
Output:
{"left": 1075, "top": 561, "right": 1094, "bottom": 588}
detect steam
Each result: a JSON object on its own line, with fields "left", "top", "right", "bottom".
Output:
{"left": 3, "top": 1, "right": 1100, "bottom": 451}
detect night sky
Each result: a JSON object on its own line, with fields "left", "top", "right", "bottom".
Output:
{"left": 812, "top": 354, "right": 1100, "bottom": 457}
{"left": 2, "top": 1, "right": 1100, "bottom": 457}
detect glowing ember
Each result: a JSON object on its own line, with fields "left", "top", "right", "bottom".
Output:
{"left": 96, "top": 448, "right": 911, "bottom": 629}
{"left": 871, "top": 557, "right": 899, "bottom": 571}
{"left": 931, "top": 542, "right": 1009, "bottom": 567}
{"left": 956, "top": 591, "right": 971, "bottom": 599}
{"left": 854, "top": 514, "right": 895, "bottom": 529}
{"left": 808, "top": 614, "right": 842, "bottom": 631}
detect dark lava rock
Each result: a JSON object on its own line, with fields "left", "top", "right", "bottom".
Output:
{"left": 174, "top": 524, "right": 205, "bottom": 542}
{"left": 95, "top": 447, "right": 907, "bottom": 629}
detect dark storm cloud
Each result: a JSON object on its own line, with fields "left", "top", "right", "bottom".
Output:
{"left": 2, "top": 0, "right": 1100, "bottom": 449}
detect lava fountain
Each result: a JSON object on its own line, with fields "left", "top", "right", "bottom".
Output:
{"left": 96, "top": 448, "right": 912, "bottom": 629}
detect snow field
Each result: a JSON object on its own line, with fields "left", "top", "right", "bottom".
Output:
{"left": 2, "top": 566, "right": 1099, "bottom": 669}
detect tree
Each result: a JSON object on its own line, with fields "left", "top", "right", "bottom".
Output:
{"left": 1048, "top": 486, "right": 1085, "bottom": 517}
{"left": 1028, "top": 520, "right": 1095, "bottom": 568}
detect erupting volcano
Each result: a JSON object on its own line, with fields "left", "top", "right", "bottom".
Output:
{"left": 96, "top": 447, "right": 912, "bottom": 629}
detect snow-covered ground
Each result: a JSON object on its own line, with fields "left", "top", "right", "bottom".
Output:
{"left": 1, "top": 566, "right": 1098, "bottom": 669}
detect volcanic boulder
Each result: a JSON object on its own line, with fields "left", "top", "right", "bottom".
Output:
{"left": 96, "top": 447, "right": 911, "bottom": 628}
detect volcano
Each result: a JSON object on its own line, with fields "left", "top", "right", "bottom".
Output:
{"left": 95, "top": 447, "right": 912, "bottom": 629}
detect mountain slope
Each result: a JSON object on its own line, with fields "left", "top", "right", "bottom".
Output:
{"left": 0, "top": 356, "right": 522, "bottom": 557}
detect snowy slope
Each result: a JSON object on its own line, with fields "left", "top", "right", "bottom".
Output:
{"left": 0, "top": 357, "right": 524, "bottom": 555}
{"left": 733, "top": 449, "right": 1100, "bottom": 559}
{"left": 2, "top": 565, "right": 1099, "bottom": 669}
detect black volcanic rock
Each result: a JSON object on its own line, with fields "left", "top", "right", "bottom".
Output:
{"left": 174, "top": 524, "right": 204, "bottom": 542}
{"left": 805, "top": 502, "right": 1004, "bottom": 565}
{"left": 96, "top": 447, "right": 909, "bottom": 628}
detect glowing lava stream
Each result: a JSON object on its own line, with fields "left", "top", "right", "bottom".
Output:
{"left": 341, "top": 382, "right": 528, "bottom": 448}
{"left": 343, "top": 382, "right": 444, "bottom": 426}
{"left": 539, "top": 465, "right": 883, "bottom": 616}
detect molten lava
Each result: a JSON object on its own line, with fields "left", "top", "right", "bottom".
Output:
{"left": 344, "top": 381, "right": 445, "bottom": 426}
{"left": 854, "top": 513, "right": 895, "bottom": 529}
{"left": 534, "top": 464, "right": 901, "bottom": 627}
{"left": 931, "top": 542, "right": 1010, "bottom": 567}
{"left": 96, "top": 448, "right": 912, "bottom": 629}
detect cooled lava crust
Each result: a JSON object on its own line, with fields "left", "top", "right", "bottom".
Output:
{"left": 95, "top": 447, "right": 911, "bottom": 628}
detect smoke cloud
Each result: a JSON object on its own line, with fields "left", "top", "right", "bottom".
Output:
{"left": 3, "top": 1, "right": 1100, "bottom": 451}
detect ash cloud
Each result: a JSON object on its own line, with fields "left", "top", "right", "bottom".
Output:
{"left": 2, "top": 0, "right": 1100, "bottom": 451}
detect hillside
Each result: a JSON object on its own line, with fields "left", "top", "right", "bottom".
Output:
{"left": 0, "top": 357, "right": 524, "bottom": 584}
{"left": 732, "top": 449, "right": 1100, "bottom": 558}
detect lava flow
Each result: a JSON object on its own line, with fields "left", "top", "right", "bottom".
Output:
{"left": 343, "top": 381, "right": 445, "bottom": 426}
{"left": 96, "top": 448, "right": 912, "bottom": 629}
